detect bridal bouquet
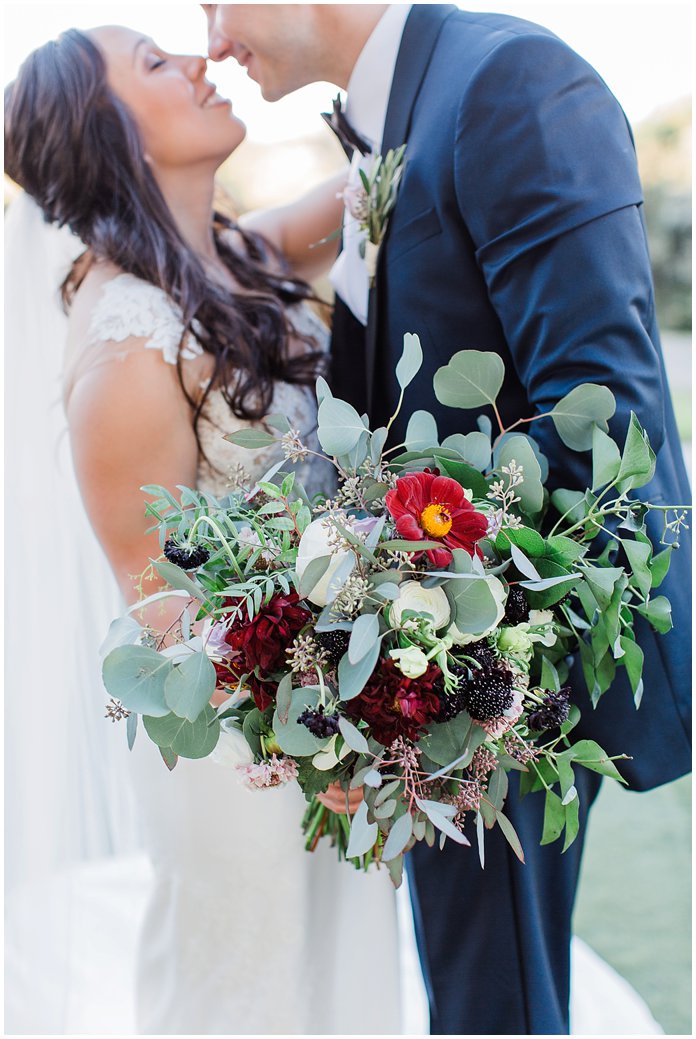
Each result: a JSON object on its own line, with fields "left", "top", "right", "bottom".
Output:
{"left": 102, "top": 335, "right": 686, "bottom": 884}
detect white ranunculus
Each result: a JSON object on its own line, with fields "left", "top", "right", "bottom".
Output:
{"left": 295, "top": 515, "right": 350, "bottom": 607}
{"left": 390, "top": 580, "right": 451, "bottom": 630}
{"left": 447, "top": 574, "right": 508, "bottom": 645}
{"left": 210, "top": 720, "right": 254, "bottom": 768}
{"left": 390, "top": 646, "right": 430, "bottom": 679}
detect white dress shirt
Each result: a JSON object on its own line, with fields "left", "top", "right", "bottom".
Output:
{"left": 329, "top": 4, "right": 412, "bottom": 325}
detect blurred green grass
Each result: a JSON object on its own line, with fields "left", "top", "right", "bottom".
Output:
{"left": 573, "top": 776, "right": 692, "bottom": 1034}
{"left": 672, "top": 391, "right": 692, "bottom": 442}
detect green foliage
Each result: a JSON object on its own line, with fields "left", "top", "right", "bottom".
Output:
{"left": 550, "top": 383, "right": 616, "bottom": 450}
{"left": 433, "top": 350, "right": 505, "bottom": 410}
{"left": 317, "top": 396, "right": 366, "bottom": 456}
{"left": 143, "top": 704, "right": 220, "bottom": 759}
{"left": 164, "top": 652, "right": 217, "bottom": 722}
{"left": 395, "top": 333, "right": 424, "bottom": 390}
{"left": 102, "top": 645, "right": 173, "bottom": 717}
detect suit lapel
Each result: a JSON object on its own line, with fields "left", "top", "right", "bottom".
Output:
{"left": 365, "top": 4, "right": 457, "bottom": 414}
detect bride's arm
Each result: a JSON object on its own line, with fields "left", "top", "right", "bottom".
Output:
{"left": 66, "top": 339, "right": 199, "bottom": 632}
{"left": 240, "top": 169, "right": 348, "bottom": 282}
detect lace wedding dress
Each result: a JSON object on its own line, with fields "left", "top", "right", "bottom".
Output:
{"left": 82, "top": 273, "right": 402, "bottom": 1035}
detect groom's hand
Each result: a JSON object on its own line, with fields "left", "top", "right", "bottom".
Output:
{"left": 317, "top": 782, "right": 363, "bottom": 815}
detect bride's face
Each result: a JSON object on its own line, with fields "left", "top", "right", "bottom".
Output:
{"left": 89, "top": 25, "right": 245, "bottom": 171}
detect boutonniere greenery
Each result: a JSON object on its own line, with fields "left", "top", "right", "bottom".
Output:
{"left": 342, "top": 144, "right": 407, "bottom": 284}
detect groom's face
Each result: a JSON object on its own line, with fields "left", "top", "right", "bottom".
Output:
{"left": 202, "top": 4, "right": 319, "bottom": 101}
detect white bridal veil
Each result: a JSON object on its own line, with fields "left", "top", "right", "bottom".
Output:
{"left": 4, "top": 193, "right": 143, "bottom": 1032}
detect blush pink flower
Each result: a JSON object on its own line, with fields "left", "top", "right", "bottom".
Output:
{"left": 235, "top": 754, "right": 299, "bottom": 790}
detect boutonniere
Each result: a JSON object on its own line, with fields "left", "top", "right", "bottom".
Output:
{"left": 342, "top": 144, "right": 407, "bottom": 284}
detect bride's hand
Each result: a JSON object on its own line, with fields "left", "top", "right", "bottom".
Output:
{"left": 316, "top": 782, "right": 364, "bottom": 815}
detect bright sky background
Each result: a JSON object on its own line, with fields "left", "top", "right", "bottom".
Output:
{"left": 2, "top": 3, "right": 692, "bottom": 142}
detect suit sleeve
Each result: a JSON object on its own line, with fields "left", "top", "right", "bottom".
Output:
{"left": 454, "top": 32, "right": 667, "bottom": 489}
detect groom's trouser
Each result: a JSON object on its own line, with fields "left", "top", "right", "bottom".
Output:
{"left": 406, "top": 767, "right": 602, "bottom": 1034}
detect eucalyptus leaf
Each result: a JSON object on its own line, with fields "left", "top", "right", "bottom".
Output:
{"left": 99, "top": 615, "right": 143, "bottom": 657}
{"left": 636, "top": 595, "right": 672, "bottom": 634}
{"left": 395, "top": 332, "right": 424, "bottom": 390}
{"left": 325, "top": 550, "right": 357, "bottom": 604}
{"left": 434, "top": 350, "right": 505, "bottom": 410}
{"left": 541, "top": 789, "right": 565, "bottom": 845}
{"left": 272, "top": 687, "right": 331, "bottom": 756}
{"left": 650, "top": 545, "right": 673, "bottom": 589}
{"left": 346, "top": 800, "right": 379, "bottom": 858}
{"left": 299, "top": 554, "right": 332, "bottom": 599}
{"left": 616, "top": 413, "right": 656, "bottom": 490}
{"left": 265, "top": 412, "right": 292, "bottom": 434}
{"left": 370, "top": 426, "right": 389, "bottom": 463}
{"left": 623, "top": 539, "right": 652, "bottom": 598}
{"left": 495, "top": 811, "right": 525, "bottom": 862}
{"left": 317, "top": 397, "right": 366, "bottom": 456}
{"left": 144, "top": 704, "right": 219, "bottom": 759}
{"left": 509, "top": 543, "right": 542, "bottom": 581}
{"left": 126, "top": 711, "right": 138, "bottom": 750}
{"left": 348, "top": 613, "right": 381, "bottom": 665}
{"left": 415, "top": 797, "right": 470, "bottom": 845}
{"left": 338, "top": 715, "right": 370, "bottom": 754}
{"left": 152, "top": 559, "right": 211, "bottom": 605}
{"left": 440, "top": 431, "right": 491, "bottom": 472}
{"left": 550, "top": 383, "right": 616, "bottom": 451}
{"left": 382, "top": 810, "right": 414, "bottom": 860}
{"left": 223, "top": 428, "right": 276, "bottom": 449}
{"left": 338, "top": 637, "right": 381, "bottom": 701}
{"left": 374, "top": 799, "right": 397, "bottom": 819}
{"left": 315, "top": 376, "right": 332, "bottom": 404}
{"left": 405, "top": 410, "right": 439, "bottom": 451}
{"left": 445, "top": 576, "right": 503, "bottom": 634}
{"left": 275, "top": 673, "right": 293, "bottom": 726}
{"left": 102, "top": 645, "right": 172, "bottom": 717}
{"left": 495, "top": 435, "right": 544, "bottom": 514}
{"left": 619, "top": 636, "right": 645, "bottom": 706}
{"left": 591, "top": 426, "right": 621, "bottom": 490}
{"left": 164, "top": 651, "right": 217, "bottom": 722}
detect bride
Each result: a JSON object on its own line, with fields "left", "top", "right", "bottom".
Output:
{"left": 4, "top": 25, "right": 400, "bottom": 1035}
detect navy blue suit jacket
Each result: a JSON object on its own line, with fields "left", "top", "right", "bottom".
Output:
{"left": 331, "top": 5, "right": 691, "bottom": 791}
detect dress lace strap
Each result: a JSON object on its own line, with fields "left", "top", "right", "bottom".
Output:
{"left": 86, "top": 273, "right": 203, "bottom": 365}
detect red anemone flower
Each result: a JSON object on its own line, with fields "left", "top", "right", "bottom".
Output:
{"left": 385, "top": 471, "right": 488, "bottom": 567}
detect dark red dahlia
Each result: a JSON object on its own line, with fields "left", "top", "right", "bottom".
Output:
{"left": 346, "top": 658, "right": 442, "bottom": 745}
{"left": 229, "top": 592, "right": 311, "bottom": 674}
{"left": 384, "top": 471, "right": 488, "bottom": 567}
{"left": 214, "top": 593, "right": 310, "bottom": 710}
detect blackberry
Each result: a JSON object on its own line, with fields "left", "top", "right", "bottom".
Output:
{"left": 315, "top": 629, "right": 351, "bottom": 670}
{"left": 465, "top": 665, "right": 515, "bottom": 721}
{"left": 528, "top": 686, "right": 571, "bottom": 731}
{"left": 297, "top": 705, "right": 341, "bottom": 738}
{"left": 504, "top": 587, "right": 530, "bottom": 625}
{"left": 164, "top": 539, "right": 210, "bottom": 570}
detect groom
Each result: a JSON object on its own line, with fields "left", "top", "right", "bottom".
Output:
{"left": 206, "top": 5, "right": 692, "bottom": 1033}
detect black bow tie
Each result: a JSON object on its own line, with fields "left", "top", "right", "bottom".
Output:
{"left": 321, "top": 94, "right": 371, "bottom": 159}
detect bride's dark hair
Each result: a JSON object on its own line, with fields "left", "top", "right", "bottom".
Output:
{"left": 4, "top": 29, "right": 325, "bottom": 430}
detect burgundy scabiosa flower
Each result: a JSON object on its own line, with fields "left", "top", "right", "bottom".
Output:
{"left": 347, "top": 658, "right": 442, "bottom": 746}
{"left": 384, "top": 471, "right": 488, "bottom": 567}
{"left": 528, "top": 686, "right": 572, "bottom": 731}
